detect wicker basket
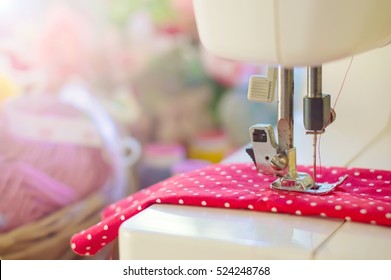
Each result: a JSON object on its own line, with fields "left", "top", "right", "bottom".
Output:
{"left": 0, "top": 192, "right": 114, "bottom": 260}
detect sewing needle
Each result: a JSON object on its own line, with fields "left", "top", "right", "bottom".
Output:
{"left": 313, "top": 132, "right": 317, "bottom": 182}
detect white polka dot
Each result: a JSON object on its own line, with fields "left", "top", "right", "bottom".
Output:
{"left": 87, "top": 234, "right": 92, "bottom": 240}
{"left": 332, "top": 170, "right": 337, "bottom": 174}
{"left": 262, "top": 197, "right": 268, "bottom": 202}
{"left": 360, "top": 209, "right": 367, "bottom": 214}
{"left": 201, "top": 201, "right": 207, "bottom": 206}
{"left": 71, "top": 243, "right": 76, "bottom": 249}
{"left": 239, "top": 196, "right": 245, "bottom": 200}
{"left": 271, "top": 207, "right": 277, "bottom": 213}
{"left": 86, "top": 246, "right": 91, "bottom": 251}
{"left": 179, "top": 199, "right": 184, "bottom": 204}
{"left": 224, "top": 202, "right": 230, "bottom": 208}
{"left": 279, "top": 195, "right": 286, "bottom": 198}
{"left": 115, "top": 207, "right": 121, "bottom": 212}
{"left": 354, "top": 172, "right": 360, "bottom": 176}
{"left": 216, "top": 194, "right": 222, "bottom": 197}
{"left": 85, "top": 253, "right": 90, "bottom": 256}
{"left": 376, "top": 189, "right": 382, "bottom": 193}
{"left": 316, "top": 174, "right": 322, "bottom": 178}
{"left": 369, "top": 201, "right": 375, "bottom": 205}
{"left": 385, "top": 181, "right": 390, "bottom": 184}
{"left": 361, "top": 179, "right": 367, "bottom": 182}
{"left": 377, "top": 175, "right": 383, "bottom": 180}
{"left": 377, "top": 206, "right": 384, "bottom": 211}
{"left": 101, "top": 242, "right": 106, "bottom": 246}
{"left": 346, "top": 183, "right": 352, "bottom": 187}
{"left": 295, "top": 210, "right": 302, "bottom": 215}
{"left": 310, "top": 202, "right": 317, "bottom": 207}
{"left": 335, "top": 205, "right": 342, "bottom": 210}
{"left": 369, "top": 183, "right": 374, "bottom": 187}
{"left": 102, "top": 236, "right": 107, "bottom": 239}
{"left": 248, "top": 204, "right": 254, "bottom": 210}
{"left": 120, "top": 215, "right": 125, "bottom": 221}
{"left": 370, "top": 221, "right": 377, "bottom": 225}
{"left": 353, "top": 188, "right": 359, "bottom": 192}
{"left": 156, "top": 199, "right": 161, "bottom": 203}
{"left": 320, "top": 213, "right": 327, "bottom": 217}
{"left": 137, "top": 205, "right": 142, "bottom": 211}
{"left": 386, "top": 213, "right": 391, "bottom": 219}
{"left": 345, "top": 216, "right": 351, "bottom": 221}
{"left": 286, "top": 200, "right": 293, "bottom": 205}
{"left": 103, "top": 225, "right": 108, "bottom": 231}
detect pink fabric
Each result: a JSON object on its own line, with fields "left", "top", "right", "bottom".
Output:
{"left": 70, "top": 163, "right": 391, "bottom": 256}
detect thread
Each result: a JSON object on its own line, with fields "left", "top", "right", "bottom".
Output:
{"left": 318, "top": 57, "right": 354, "bottom": 175}
{"left": 0, "top": 96, "right": 113, "bottom": 232}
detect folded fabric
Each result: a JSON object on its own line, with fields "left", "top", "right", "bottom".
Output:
{"left": 70, "top": 163, "right": 391, "bottom": 256}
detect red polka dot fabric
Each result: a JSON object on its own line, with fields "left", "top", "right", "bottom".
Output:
{"left": 70, "top": 163, "right": 391, "bottom": 256}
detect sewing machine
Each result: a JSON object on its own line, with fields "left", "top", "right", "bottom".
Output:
{"left": 119, "top": 0, "right": 391, "bottom": 259}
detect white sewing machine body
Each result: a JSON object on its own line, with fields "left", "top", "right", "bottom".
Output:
{"left": 193, "top": 0, "right": 391, "bottom": 66}
{"left": 119, "top": 0, "right": 391, "bottom": 259}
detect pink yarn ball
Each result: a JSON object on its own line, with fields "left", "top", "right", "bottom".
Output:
{"left": 0, "top": 97, "right": 112, "bottom": 232}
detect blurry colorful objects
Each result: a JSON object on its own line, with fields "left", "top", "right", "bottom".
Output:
{"left": 134, "top": 47, "right": 214, "bottom": 143}
{"left": 38, "top": 5, "right": 93, "bottom": 91}
{"left": 200, "top": 48, "right": 264, "bottom": 88}
{"left": 139, "top": 143, "right": 186, "bottom": 188}
{"left": 0, "top": 74, "right": 19, "bottom": 108}
{"left": 107, "top": 0, "right": 174, "bottom": 27}
{"left": 188, "top": 130, "right": 231, "bottom": 163}
{"left": 171, "top": 159, "right": 211, "bottom": 176}
{"left": 218, "top": 83, "right": 278, "bottom": 147}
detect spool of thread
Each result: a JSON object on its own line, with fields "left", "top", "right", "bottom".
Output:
{"left": 188, "top": 130, "right": 230, "bottom": 163}
{"left": 0, "top": 95, "right": 115, "bottom": 233}
{"left": 138, "top": 143, "right": 185, "bottom": 188}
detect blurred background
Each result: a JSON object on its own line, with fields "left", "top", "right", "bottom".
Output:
{"left": 0, "top": 0, "right": 277, "bottom": 259}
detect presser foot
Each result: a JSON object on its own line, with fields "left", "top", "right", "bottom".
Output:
{"left": 271, "top": 173, "right": 348, "bottom": 195}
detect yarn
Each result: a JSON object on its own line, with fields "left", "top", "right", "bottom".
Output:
{"left": 0, "top": 96, "right": 112, "bottom": 233}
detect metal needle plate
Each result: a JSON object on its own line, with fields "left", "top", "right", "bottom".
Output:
{"left": 271, "top": 174, "right": 348, "bottom": 195}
